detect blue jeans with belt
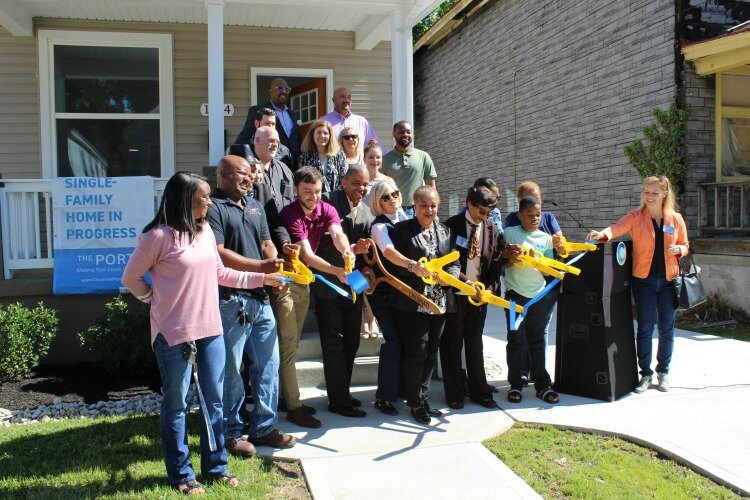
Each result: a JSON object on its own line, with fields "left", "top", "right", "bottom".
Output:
{"left": 219, "top": 293, "right": 279, "bottom": 439}
{"left": 152, "top": 333, "right": 228, "bottom": 486}
{"left": 631, "top": 276, "right": 676, "bottom": 376}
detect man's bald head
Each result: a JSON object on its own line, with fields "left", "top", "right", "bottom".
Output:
{"left": 332, "top": 87, "right": 352, "bottom": 115}
{"left": 217, "top": 155, "right": 251, "bottom": 201}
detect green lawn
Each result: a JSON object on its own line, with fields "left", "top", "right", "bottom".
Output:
{"left": 484, "top": 423, "right": 739, "bottom": 500}
{"left": 0, "top": 414, "right": 308, "bottom": 499}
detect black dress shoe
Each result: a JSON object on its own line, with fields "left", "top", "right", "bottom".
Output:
{"left": 348, "top": 395, "right": 362, "bottom": 407}
{"left": 447, "top": 400, "right": 464, "bottom": 409}
{"left": 423, "top": 401, "right": 443, "bottom": 417}
{"left": 470, "top": 397, "right": 497, "bottom": 409}
{"left": 328, "top": 403, "right": 367, "bottom": 418}
{"left": 410, "top": 406, "right": 430, "bottom": 424}
{"left": 374, "top": 399, "right": 399, "bottom": 415}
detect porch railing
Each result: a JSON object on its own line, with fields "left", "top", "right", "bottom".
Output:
{"left": 0, "top": 178, "right": 168, "bottom": 279}
{"left": 697, "top": 179, "right": 750, "bottom": 237}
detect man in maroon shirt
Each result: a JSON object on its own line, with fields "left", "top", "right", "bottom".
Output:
{"left": 279, "top": 167, "right": 364, "bottom": 425}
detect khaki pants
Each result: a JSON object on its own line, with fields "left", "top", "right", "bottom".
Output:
{"left": 270, "top": 283, "right": 310, "bottom": 410}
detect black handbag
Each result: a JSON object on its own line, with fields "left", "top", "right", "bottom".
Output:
{"left": 673, "top": 254, "right": 707, "bottom": 309}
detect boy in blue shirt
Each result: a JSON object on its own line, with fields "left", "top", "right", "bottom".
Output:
{"left": 503, "top": 196, "right": 560, "bottom": 405}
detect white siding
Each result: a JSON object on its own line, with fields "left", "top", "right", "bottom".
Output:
{"left": 0, "top": 27, "right": 40, "bottom": 178}
{"left": 0, "top": 19, "right": 393, "bottom": 178}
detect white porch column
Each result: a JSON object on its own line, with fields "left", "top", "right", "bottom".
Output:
{"left": 390, "top": 9, "right": 414, "bottom": 127}
{"left": 206, "top": 1, "right": 225, "bottom": 165}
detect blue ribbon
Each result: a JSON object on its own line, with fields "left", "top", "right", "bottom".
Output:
{"left": 313, "top": 273, "right": 352, "bottom": 299}
{"left": 510, "top": 251, "right": 588, "bottom": 331}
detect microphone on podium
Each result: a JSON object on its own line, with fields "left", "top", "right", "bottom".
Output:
{"left": 545, "top": 199, "right": 593, "bottom": 233}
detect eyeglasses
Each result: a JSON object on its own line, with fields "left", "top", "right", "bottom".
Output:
{"left": 342, "top": 135, "right": 358, "bottom": 141}
{"left": 380, "top": 190, "right": 400, "bottom": 202}
{"left": 274, "top": 86, "right": 291, "bottom": 93}
{"left": 474, "top": 207, "right": 492, "bottom": 217}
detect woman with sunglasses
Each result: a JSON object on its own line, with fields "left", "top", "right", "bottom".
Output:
{"left": 367, "top": 179, "right": 427, "bottom": 414}
{"left": 297, "top": 119, "right": 348, "bottom": 193}
{"left": 587, "top": 175, "right": 689, "bottom": 394}
{"left": 389, "top": 186, "right": 459, "bottom": 424}
{"left": 338, "top": 127, "right": 363, "bottom": 167}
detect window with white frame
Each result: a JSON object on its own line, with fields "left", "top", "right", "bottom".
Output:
{"left": 291, "top": 89, "right": 319, "bottom": 125}
{"left": 39, "top": 31, "right": 174, "bottom": 178}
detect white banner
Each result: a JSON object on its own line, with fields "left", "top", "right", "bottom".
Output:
{"left": 52, "top": 176, "right": 154, "bottom": 294}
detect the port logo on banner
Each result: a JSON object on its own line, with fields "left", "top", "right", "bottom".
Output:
{"left": 52, "top": 176, "right": 154, "bottom": 294}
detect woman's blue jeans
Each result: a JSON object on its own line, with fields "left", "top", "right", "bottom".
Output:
{"left": 153, "top": 333, "right": 229, "bottom": 486}
{"left": 631, "top": 276, "right": 677, "bottom": 377}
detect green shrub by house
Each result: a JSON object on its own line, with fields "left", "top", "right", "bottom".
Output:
{"left": 0, "top": 302, "right": 58, "bottom": 382}
{"left": 624, "top": 102, "right": 690, "bottom": 187}
{"left": 77, "top": 295, "right": 156, "bottom": 379}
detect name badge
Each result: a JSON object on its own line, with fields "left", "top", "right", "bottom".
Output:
{"left": 663, "top": 225, "right": 676, "bottom": 234}
{"left": 456, "top": 235, "right": 469, "bottom": 249}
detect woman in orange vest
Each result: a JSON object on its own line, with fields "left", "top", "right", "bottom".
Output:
{"left": 587, "top": 175, "right": 689, "bottom": 394}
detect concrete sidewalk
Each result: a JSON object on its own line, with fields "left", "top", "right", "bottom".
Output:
{"left": 262, "top": 307, "right": 750, "bottom": 499}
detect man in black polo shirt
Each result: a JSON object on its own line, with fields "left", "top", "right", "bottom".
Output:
{"left": 207, "top": 154, "right": 296, "bottom": 452}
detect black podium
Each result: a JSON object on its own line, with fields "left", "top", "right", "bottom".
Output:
{"left": 554, "top": 241, "right": 638, "bottom": 401}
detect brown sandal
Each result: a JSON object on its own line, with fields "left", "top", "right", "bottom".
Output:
{"left": 536, "top": 388, "right": 560, "bottom": 404}
{"left": 507, "top": 389, "right": 523, "bottom": 403}
{"left": 176, "top": 479, "right": 205, "bottom": 495}
{"left": 209, "top": 473, "right": 239, "bottom": 487}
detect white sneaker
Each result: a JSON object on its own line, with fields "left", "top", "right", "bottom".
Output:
{"left": 634, "top": 375, "right": 652, "bottom": 394}
{"left": 656, "top": 372, "right": 670, "bottom": 392}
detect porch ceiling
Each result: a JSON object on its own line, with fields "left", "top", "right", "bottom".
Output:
{"left": 683, "top": 26, "right": 750, "bottom": 75}
{"left": 0, "top": 0, "right": 442, "bottom": 49}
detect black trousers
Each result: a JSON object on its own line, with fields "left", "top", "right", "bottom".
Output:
{"left": 394, "top": 310, "right": 446, "bottom": 408}
{"left": 441, "top": 295, "right": 491, "bottom": 403}
{"left": 314, "top": 295, "right": 363, "bottom": 406}
{"left": 504, "top": 288, "right": 557, "bottom": 392}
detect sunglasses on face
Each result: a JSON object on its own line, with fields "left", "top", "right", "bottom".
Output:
{"left": 342, "top": 135, "right": 358, "bottom": 140}
{"left": 380, "top": 190, "right": 400, "bottom": 202}
{"left": 471, "top": 204, "right": 493, "bottom": 217}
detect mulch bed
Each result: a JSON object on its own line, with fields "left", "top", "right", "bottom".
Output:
{"left": 0, "top": 363, "right": 160, "bottom": 411}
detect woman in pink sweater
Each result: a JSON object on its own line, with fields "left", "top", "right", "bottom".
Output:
{"left": 588, "top": 175, "right": 689, "bottom": 395}
{"left": 122, "top": 172, "right": 282, "bottom": 495}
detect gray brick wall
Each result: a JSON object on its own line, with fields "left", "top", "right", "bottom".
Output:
{"left": 414, "top": 0, "right": 677, "bottom": 238}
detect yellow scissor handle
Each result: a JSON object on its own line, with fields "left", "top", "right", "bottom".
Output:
{"left": 514, "top": 249, "right": 564, "bottom": 279}
{"left": 526, "top": 246, "right": 582, "bottom": 276}
{"left": 418, "top": 251, "right": 460, "bottom": 286}
{"left": 467, "top": 281, "right": 486, "bottom": 306}
{"left": 478, "top": 290, "right": 526, "bottom": 313}
{"left": 343, "top": 253, "right": 356, "bottom": 303}
{"left": 278, "top": 248, "right": 315, "bottom": 284}
{"left": 557, "top": 236, "right": 597, "bottom": 258}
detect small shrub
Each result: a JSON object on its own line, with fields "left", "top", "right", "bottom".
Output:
{"left": 624, "top": 102, "right": 690, "bottom": 188}
{"left": 77, "top": 295, "right": 156, "bottom": 379}
{"left": 0, "top": 302, "right": 58, "bottom": 382}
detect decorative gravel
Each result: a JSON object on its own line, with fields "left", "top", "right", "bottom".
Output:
{"left": 1, "top": 387, "right": 198, "bottom": 427}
